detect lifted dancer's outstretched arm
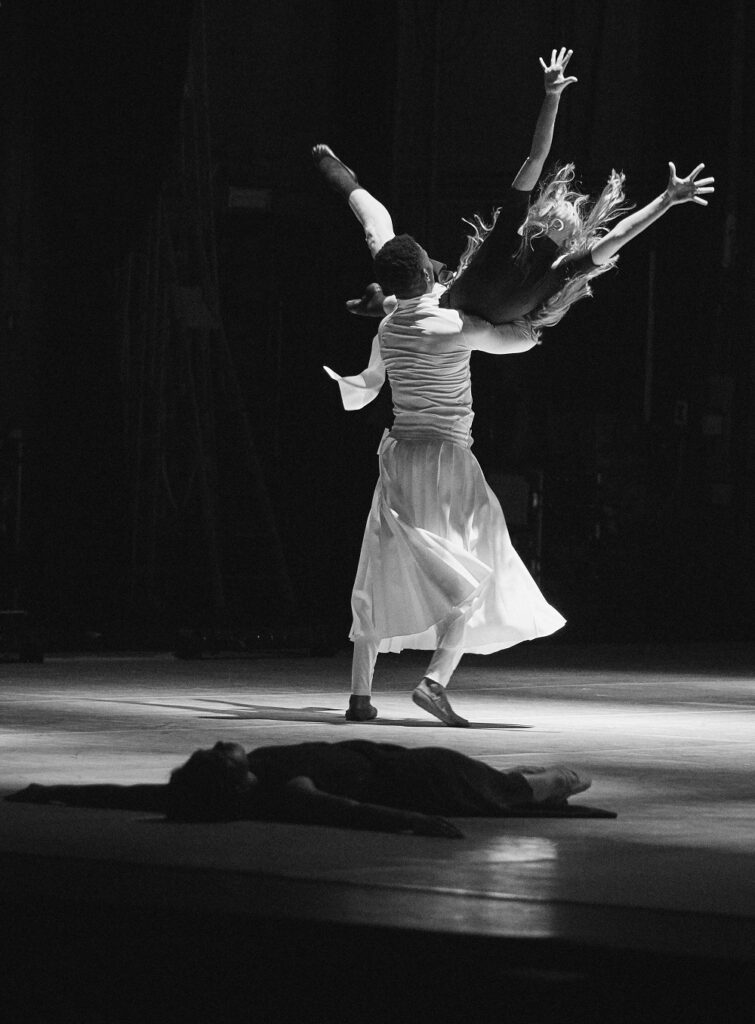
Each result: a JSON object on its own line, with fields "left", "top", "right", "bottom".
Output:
{"left": 512, "top": 47, "right": 577, "bottom": 192}
{"left": 583, "top": 162, "right": 715, "bottom": 266}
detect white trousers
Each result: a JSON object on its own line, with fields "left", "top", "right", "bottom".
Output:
{"left": 351, "top": 605, "right": 469, "bottom": 696}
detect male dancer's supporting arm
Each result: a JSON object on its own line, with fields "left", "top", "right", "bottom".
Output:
{"left": 464, "top": 317, "right": 541, "bottom": 355}
{"left": 511, "top": 47, "right": 577, "bottom": 192}
{"left": 558, "top": 162, "right": 715, "bottom": 270}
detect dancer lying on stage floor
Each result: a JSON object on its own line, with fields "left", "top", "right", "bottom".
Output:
{"left": 315, "top": 49, "right": 713, "bottom": 727}
{"left": 7, "top": 739, "right": 615, "bottom": 836}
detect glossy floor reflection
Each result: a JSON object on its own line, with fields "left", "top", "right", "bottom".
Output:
{"left": 1, "top": 644, "right": 753, "bottom": 1021}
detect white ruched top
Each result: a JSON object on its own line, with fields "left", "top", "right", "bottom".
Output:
{"left": 324, "top": 284, "right": 564, "bottom": 656}
{"left": 324, "top": 284, "right": 537, "bottom": 447}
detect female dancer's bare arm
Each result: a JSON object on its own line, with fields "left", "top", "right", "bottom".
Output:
{"left": 585, "top": 162, "right": 715, "bottom": 266}
{"left": 512, "top": 47, "right": 577, "bottom": 192}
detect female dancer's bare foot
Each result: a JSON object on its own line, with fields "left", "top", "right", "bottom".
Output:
{"left": 519, "top": 766, "right": 592, "bottom": 805}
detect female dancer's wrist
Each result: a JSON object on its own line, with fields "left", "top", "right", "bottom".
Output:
{"left": 659, "top": 190, "right": 675, "bottom": 209}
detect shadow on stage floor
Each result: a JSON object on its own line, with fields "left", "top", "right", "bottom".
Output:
{"left": 1, "top": 644, "right": 753, "bottom": 1021}
{"left": 84, "top": 695, "right": 534, "bottom": 727}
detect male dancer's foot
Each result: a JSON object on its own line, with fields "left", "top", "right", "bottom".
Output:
{"left": 346, "top": 282, "right": 387, "bottom": 318}
{"left": 312, "top": 144, "right": 360, "bottom": 197}
{"left": 412, "top": 679, "right": 469, "bottom": 728}
{"left": 345, "top": 694, "right": 378, "bottom": 722}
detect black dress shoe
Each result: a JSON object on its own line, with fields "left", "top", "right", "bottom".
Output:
{"left": 345, "top": 694, "right": 378, "bottom": 721}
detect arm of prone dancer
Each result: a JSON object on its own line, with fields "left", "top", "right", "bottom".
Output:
{"left": 512, "top": 47, "right": 577, "bottom": 192}
{"left": 467, "top": 316, "right": 540, "bottom": 354}
{"left": 280, "top": 776, "right": 463, "bottom": 837}
{"left": 589, "top": 161, "right": 715, "bottom": 266}
{"left": 6, "top": 782, "right": 168, "bottom": 811}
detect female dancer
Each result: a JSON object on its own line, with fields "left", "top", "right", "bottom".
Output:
{"left": 313, "top": 48, "right": 713, "bottom": 333}
{"left": 8, "top": 739, "right": 610, "bottom": 835}
{"left": 314, "top": 46, "right": 580, "bottom": 320}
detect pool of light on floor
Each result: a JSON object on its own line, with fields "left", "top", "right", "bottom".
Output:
{"left": 476, "top": 836, "right": 559, "bottom": 863}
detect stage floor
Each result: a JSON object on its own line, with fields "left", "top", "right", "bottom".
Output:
{"left": 1, "top": 643, "right": 754, "bottom": 1020}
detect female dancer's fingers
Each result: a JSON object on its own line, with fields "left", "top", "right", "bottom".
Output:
{"left": 539, "top": 57, "right": 548, "bottom": 70}
{"left": 668, "top": 161, "right": 677, "bottom": 180}
{"left": 687, "top": 163, "right": 706, "bottom": 181}
{"left": 695, "top": 176, "right": 715, "bottom": 186}
{"left": 696, "top": 185, "right": 715, "bottom": 193}
{"left": 564, "top": 76, "right": 578, "bottom": 86}
{"left": 562, "top": 48, "right": 574, "bottom": 68}
{"left": 692, "top": 197, "right": 709, "bottom": 205}
{"left": 551, "top": 48, "right": 557, "bottom": 64}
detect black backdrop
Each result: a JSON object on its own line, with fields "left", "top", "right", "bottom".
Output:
{"left": 1, "top": 0, "right": 753, "bottom": 648}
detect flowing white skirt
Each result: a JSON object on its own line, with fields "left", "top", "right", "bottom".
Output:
{"left": 350, "top": 434, "right": 565, "bottom": 654}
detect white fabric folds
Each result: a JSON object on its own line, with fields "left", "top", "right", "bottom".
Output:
{"left": 325, "top": 285, "right": 564, "bottom": 658}
{"left": 350, "top": 435, "right": 565, "bottom": 654}
{"left": 323, "top": 335, "right": 385, "bottom": 411}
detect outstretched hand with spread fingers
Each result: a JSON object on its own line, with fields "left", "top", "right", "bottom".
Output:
{"left": 540, "top": 47, "right": 578, "bottom": 95}
{"left": 666, "top": 162, "right": 715, "bottom": 205}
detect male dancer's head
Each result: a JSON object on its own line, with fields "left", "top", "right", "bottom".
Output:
{"left": 373, "top": 234, "right": 435, "bottom": 299}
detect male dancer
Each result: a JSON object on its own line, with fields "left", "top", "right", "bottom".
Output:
{"left": 317, "top": 50, "right": 579, "bottom": 726}
{"left": 317, "top": 52, "right": 713, "bottom": 726}
{"left": 324, "top": 248, "right": 562, "bottom": 727}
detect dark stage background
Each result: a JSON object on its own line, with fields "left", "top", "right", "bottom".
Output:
{"left": 1, "top": 1, "right": 753, "bottom": 651}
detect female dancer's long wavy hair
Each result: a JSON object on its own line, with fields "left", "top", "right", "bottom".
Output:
{"left": 452, "top": 164, "right": 631, "bottom": 333}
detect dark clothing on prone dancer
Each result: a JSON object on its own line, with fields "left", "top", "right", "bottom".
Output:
{"left": 8, "top": 741, "right": 532, "bottom": 817}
